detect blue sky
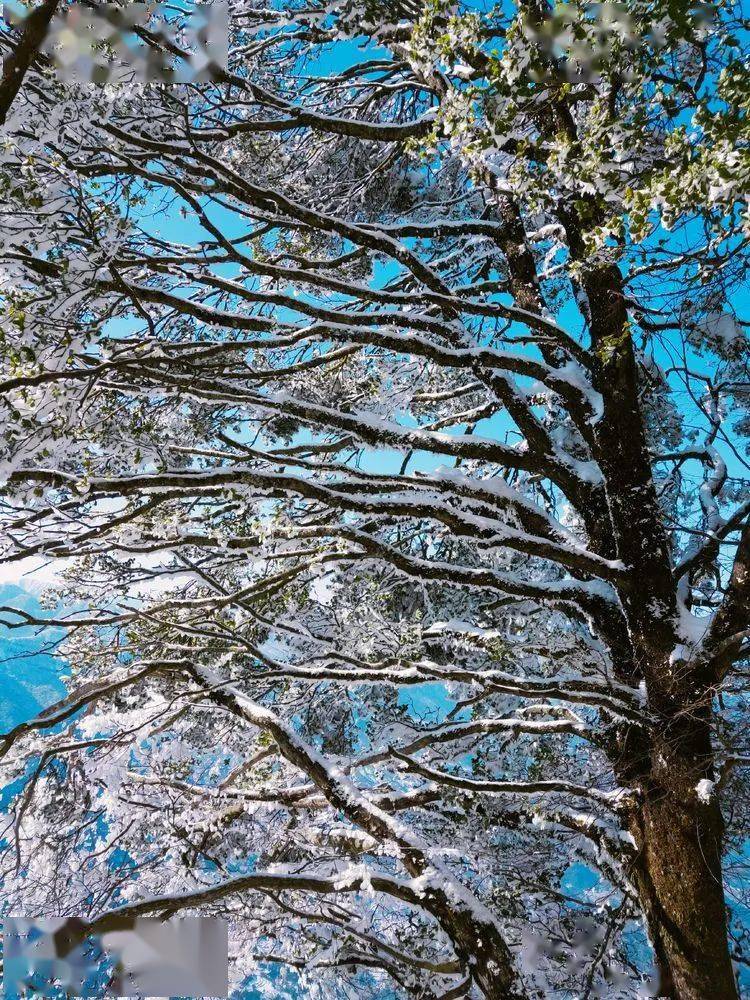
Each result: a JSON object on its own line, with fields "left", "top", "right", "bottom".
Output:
{"left": 0, "top": 6, "right": 748, "bottom": 996}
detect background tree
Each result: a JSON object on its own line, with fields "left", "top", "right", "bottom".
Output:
{"left": 1, "top": 1, "right": 749, "bottom": 997}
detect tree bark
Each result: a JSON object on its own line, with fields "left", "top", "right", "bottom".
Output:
{"left": 578, "top": 260, "right": 738, "bottom": 999}
{"left": 0, "top": 0, "right": 59, "bottom": 126}
{"left": 627, "top": 716, "right": 738, "bottom": 1000}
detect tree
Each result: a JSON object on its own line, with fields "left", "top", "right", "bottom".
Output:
{"left": 0, "top": 1, "right": 749, "bottom": 997}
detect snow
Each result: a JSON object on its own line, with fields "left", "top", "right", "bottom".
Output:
{"left": 555, "top": 360, "right": 605, "bottom": 424}
{"left": 695, "top": 779, "right": 715, "bottom": 804}
{"left": 2, "top": 10, "right": 747, "bottom": 997}
{"left": 689, "top": 311, "right": 747, "bottom": 357}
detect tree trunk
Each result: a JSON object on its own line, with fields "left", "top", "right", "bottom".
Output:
{"left": 628, "top": 717, "right": 738, "bottom": 1000}
{"left": 0, "top": 0, "right": 59, "bottom": 126}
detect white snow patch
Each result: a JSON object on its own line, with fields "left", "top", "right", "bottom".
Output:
{"left": 695, "top": 779, "right": 715, "bottom": 803}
